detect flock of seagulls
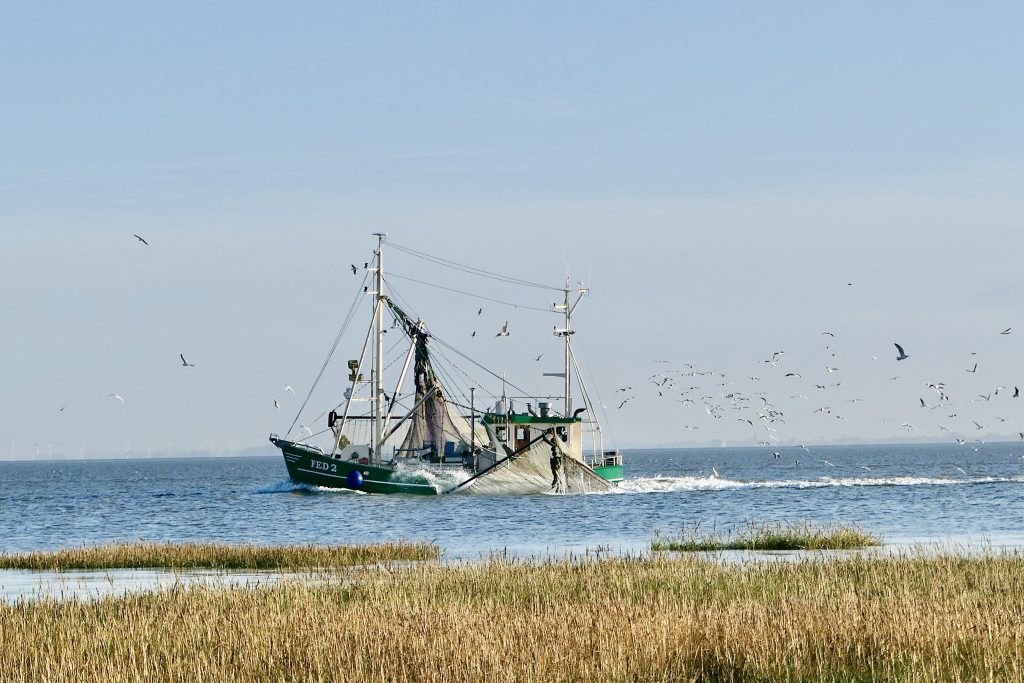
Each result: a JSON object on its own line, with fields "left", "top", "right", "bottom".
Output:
{"left": 611, "top": 323, "right": 1023, "bottom": 473}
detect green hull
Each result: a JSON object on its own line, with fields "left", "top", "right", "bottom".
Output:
{"left": 274, "top": 439, "right": 440, "bottom": 495}
{"left": 593, "top": 464, "right": 624, "bottom": 484}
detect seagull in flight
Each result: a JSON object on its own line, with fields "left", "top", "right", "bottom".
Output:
{"left": 350, "top": 264, "right": 358, "bottom": 275}
{"left": 107, "top": 393, "right": 125, "bottom": 406}
{"left": 133, "top": 234, "right": 149, "bottom": 246}
{"left": 284, "top": 384, "right": 295, "bottom": 393}
{"left": 477, "top": 308, "right": 483, "bottom": 315}
{"left": 1001, "top": 327, "right": 1012, "bottom": 335}
{"left": 300, "top": 425, "right": 313, "bottom": 436}
{"left": 973, "top": 420, "right": 986, "bottom": 431}
{"left": 1014, "top": 387, "right": 1020, "bottom": 398}
{"left": 894, "top": 343, "right": 909, "bottom": 361}
{"left": 496, "top": 321, "right": 510, "bottom": 337}
{"left": 967, "top": 363, "right": 978, "bottom": 373}
{"left": 534, "top": 354, "right": 543, "bottom": 361}
{"left": 180, "top": 354, "right": 195, "bottom": 367}
{"left": 784, "top": 373, "right": 801, "bottom": 378}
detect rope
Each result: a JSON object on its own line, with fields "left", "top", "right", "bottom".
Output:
{"left": 386, "top": 273, "right": 557, "bottom": 314}
{"left": 388, "top": 241, "right": 562, "bottom": 291}
{"left": 286, "top": 270, "right": 370, "bottom": 437}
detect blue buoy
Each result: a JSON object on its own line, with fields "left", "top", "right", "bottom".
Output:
{"left": 346, "top": 469, "right": 364, "bottom": 489}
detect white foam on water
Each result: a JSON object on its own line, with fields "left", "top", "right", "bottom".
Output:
{"left": 615, "top": 474, "right": 1024, "bottom": 494}
{"left": 255, "top": 480, "right": 358, "bottom": 494}
{"left": 391, "top": 462, "right": 472, "bottom": 493}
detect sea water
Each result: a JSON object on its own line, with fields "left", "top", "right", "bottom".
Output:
{"left": 2, "top": 442, "right": 1022, "bottom": 560}
{"left": 3, "top": 442, "right": 1023, "bottom": 601}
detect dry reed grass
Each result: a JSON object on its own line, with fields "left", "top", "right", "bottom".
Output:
{"left": 0, "top": 541, "right": 438, "bottom": 570}
{"left": 2, "top": 552, "right": 1024, "bottom": 679}
{"left": 652, "top": 520, "right": 883, "bottom": 551}
{"left": 1, "top": 550, "right": 1022, "bottom": 681}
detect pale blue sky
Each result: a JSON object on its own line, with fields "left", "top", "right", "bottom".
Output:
{"left": 3, "top": 3, "right": 1024, "bottom": 457}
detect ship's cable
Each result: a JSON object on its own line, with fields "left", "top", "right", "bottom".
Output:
{"left": 385, "top": 273, "right": 556, "bottom": 314}
{"left": 286, "top": 270, "right": 369, "bottom": 438}
{"left": 388, "top": 241, "right": 562, "bottom": 291}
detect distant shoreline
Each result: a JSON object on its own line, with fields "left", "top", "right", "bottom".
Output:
{"left": 1, "top": 438, "right": 1021, "bottom": 463}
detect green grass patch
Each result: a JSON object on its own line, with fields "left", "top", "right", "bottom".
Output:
{"left": 652, "top": 520, "right": 882, "bottom": 552}
{"left": 0, "top": 541, "right": 439, "bottom": 571}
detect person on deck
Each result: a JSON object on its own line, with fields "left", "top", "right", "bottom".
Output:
{"left": 543, "top": 430, "right": 561, "bottom": 488}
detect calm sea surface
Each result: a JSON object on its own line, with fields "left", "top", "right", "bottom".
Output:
{"left": 2, "top": 442, "right": 1023, "bottom": 559}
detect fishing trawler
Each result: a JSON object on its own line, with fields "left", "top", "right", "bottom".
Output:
{"left": 269, "top": 234, "right": 623, "bottom": 495}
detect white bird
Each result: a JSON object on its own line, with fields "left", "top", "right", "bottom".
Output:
{"left": 274, "top": 400, "right": 280, "bottom": 409}
{"left": 300, "top": 425, "right": 313, "bottom": 436}
{"left": 954, "top": 465, "right": 967, "bottom": 475}
{"left": 107, "top": 394, "right": 125, "bottom": 406}
{"left": 284, "top": 385, "right": 295, "bottom": 393}
{"left": 894, "top": 343, "right": 909, "bottom": 361}
{"left": 973, "top": 420, "right": 985, "bottom": 431}
{"left": 496, "top": 321, "right": 510, "bottom": 337}
{"left": 1001, "top": 327, "right": 1012, "bottom": 335}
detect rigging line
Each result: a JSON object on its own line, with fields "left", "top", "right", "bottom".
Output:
{"left": 430, "top": 335, "right": 535, "bottom": 400}
{"left": 385, "top": 273, "right": 557, "bottom": 314}
{"left": 577, "top": 349, "right": 618, "bottom": 451}
{"left": 428, "top": 343, "right": 499, "bottom": 404}
{"left": 385, "top": 279, "right": 528, "bottom": 402}
{"left": 286, "top": 270, "right": 370, "bottom": 438}
{"left": 388, "top": 241, "right": 562, "bottom": 291}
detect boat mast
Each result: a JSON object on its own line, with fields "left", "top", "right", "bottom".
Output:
{"left": 373, "top": 232, "right": 386, "bottom": 463}
{"left": 562, "top": 281, "right": 572, "bottom": 417}
{"left": 557, "top": 279, "right": 587, "bottom": 418}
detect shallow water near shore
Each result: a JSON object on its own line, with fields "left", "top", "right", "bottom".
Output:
{"left": 0, "top": 568, "right": 304, "bottom": 604}
{"left": 1, "top": 442, "right": 1022, "bottom": 562}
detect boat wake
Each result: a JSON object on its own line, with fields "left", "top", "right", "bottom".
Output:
{"left": 614, "top": 474, "right": 1024, "bottom": 494}
{"left": 391, "top": 462, "right": 472, "bottom": 493}
{"left": 255, "top": 480, "right": 359, "bottom": 495}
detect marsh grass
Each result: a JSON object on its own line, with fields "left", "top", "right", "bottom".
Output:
{"left": 652, "top": 520, "right": 882, "bottom": 551}
{"left": 1, "top": 551, "right": 1022, "bottom": 681}
{"left": 0, "top": 541, "right": 438, "bottom": 570}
